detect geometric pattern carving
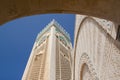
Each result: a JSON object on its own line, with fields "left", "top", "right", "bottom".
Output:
{"left": 99, "top": 35, "right": 120, "bottom": 80}
{"left": 79, "top": 53, "right": 99, "bottom": 80}
{"left": 56, "top": 38, "right": 72, "bottom": 80}
{"left": 56, "top": 39, "right": 60, "bottom": 80}
{"left": 25, "top": 40, "right": 48, "bottom": 80}
{"left": 74, "top": 16, "right": 120, "bottom": 80}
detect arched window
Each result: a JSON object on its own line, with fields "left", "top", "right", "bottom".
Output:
{"left": 80, "top": 64, "right": 94, "bottom": 80}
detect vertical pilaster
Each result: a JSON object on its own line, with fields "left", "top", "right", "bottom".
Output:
{"left": 47, "top": 26, "right": 56, "bottom": 80}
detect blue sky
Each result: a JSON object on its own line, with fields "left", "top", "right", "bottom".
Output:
{"left": 0, "top": 14, "right": 75, "bottom": 80}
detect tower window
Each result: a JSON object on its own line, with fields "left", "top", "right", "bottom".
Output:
{"left": 116, "top": 25, "right": 120, "bottom": 41}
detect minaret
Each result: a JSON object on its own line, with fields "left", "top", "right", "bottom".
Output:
{"left": 22, "top": 19, "right": 72, "bottom": 80}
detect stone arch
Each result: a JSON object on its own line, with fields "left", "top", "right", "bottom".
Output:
{"left": 0, "top": 0, "right": 120, "bottom": 25}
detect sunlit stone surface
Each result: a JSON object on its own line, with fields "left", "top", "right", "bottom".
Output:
{"left": 74, "top": 15, "right": 120, "bottom": 80}
{"left": 22, "top": 20, "right": 72, "bottom": 80}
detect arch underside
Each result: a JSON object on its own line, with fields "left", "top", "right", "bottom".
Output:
{"left": 74, "top": 17, "right": 120, "bottom": 80}
{"left": 0, "top": 0, "right": 120, "bottom": 25}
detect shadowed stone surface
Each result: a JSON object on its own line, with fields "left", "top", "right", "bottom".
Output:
{"left": 0, "top": 0, "right": 120, "bottom": 25}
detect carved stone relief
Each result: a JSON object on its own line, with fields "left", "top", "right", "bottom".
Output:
{"left": 74, "top": 17, "right": 120, "bottom": 80}
{"left": 79, "top": 53, "right": 98, "bottom": 80}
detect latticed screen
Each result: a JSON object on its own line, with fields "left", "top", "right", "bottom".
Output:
{"left": 29, "top": 54, "right": 43, "bottom": 80}
{"left": 56, "top": 39, "right": 60, "bottom": 80}
{"left": 60, "top": 43, "right": 71, "bottom": 80}
{"left": 27, "top": 39, "right": 48, "bottom": 80}
{"left": 56, "top": 38, "right": 71, "bottom": 80}
{"left": 60, "top": 53, "right": 71, "bottom": 80}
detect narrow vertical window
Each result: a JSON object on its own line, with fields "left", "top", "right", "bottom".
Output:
{"left": 116, "top": 25, "right": 120, "bottom": 41}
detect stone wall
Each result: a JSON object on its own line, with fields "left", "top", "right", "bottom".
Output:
{"left": 74, "top": 15, "right": 120, "bottom": 80}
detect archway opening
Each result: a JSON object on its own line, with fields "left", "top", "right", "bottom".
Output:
{"left": 80, "top": 64, "right": 94, "bottom": 80}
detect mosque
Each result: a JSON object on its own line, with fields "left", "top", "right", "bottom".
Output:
{"left": 0, "top": 0, "right": 120, "bottom": 80}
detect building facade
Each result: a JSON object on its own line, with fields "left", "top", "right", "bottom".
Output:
{"left": 73, "top": 15, "right": 120, "bottom": 80}
{"left": 22, "top": 20, "right": 72, "bottom": 80}
{"left": 22, "top": 15, "right": 120, "bottom": 80}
